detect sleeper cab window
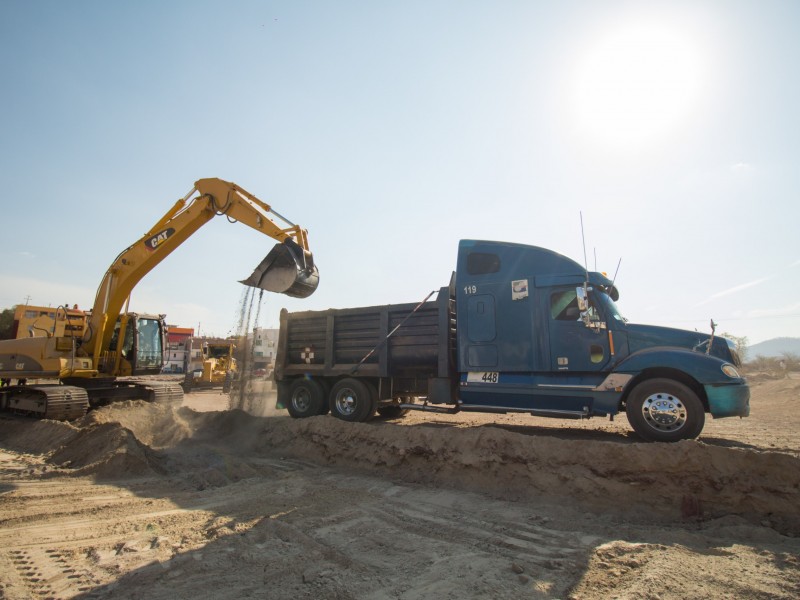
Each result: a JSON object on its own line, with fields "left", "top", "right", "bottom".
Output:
{"left": 467, "top": 252, "right": 500, "bottom": 275}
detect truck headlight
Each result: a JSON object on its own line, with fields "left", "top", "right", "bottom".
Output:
{"left": 721, "top": 364, "right": 741, "bottom": 378}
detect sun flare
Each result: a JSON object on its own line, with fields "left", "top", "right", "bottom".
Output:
{"left": 571, "top": 22, "right": 703, "bottom": 149}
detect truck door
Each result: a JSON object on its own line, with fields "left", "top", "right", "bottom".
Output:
{"left": 465, "top": 293, "right": 498, "bottom": 367}
{"left": 547, "top": 288, "right": 611, "bottom": 372}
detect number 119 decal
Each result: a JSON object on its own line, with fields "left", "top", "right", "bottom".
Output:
{"left": 467, "top": 372, "right": 499, "bottom": 383}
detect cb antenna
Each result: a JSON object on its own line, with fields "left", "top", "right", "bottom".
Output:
{"left": 611, "top": 257, "right": 622, "bottom": 288}
{"left": 580, "top": 212, "right": 589, "bottom": 281}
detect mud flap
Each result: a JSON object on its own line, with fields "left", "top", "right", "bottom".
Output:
{"left": 240, "top": 239, "right": 320, "bottom": 298}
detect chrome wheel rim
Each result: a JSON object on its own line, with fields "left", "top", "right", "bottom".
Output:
{"left": 291, "top": 388, "right": 311, "bottom": 412}
{"left": 641, "top": 392, "right": 687, "bottom": 432}
{"left": 334, "top": 387, "right": 357, "bottom": 416}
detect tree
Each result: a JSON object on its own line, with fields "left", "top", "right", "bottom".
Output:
{"left": 781, "top": 351, "right": 799, "bottom": 371}
{"left": 0, "top": 307, "right": 15, "bottom": 340}
{"left": 720, "top": 331, "right": 749, "bottom": 363}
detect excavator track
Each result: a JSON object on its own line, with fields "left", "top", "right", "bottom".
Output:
{"left": 1, "top": 385, "right": 89, "bottom": 421}
{"left": 137, "top": 380, "right": 184, "bottom": 405}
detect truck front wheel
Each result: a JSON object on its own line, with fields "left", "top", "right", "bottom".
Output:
{"left": 287, "top": 378, "right": 326, "bottom": 418}
{"left": 626, "top": 378, "right": 705, "bottom": 442}
{"left": 330, "top": 378, "right": 376, "bottom": 422}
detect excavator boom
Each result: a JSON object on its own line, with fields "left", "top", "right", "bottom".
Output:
{"left": 87, "top": 177, "right": 319, "bottom": 364}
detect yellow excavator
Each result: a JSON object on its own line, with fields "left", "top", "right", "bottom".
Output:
{"left": 0, "top": 178, "right": 318, "bottom": 420}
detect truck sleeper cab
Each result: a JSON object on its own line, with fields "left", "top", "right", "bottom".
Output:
{"left": 275, "top": 239, "right": 750, "bottom": 442}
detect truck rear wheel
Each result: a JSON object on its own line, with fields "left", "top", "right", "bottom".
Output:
{"left": 287, "top": 378, "right": 326, "bottom": 418}
{"left": 626, "top": 378, "right": 705, "bottom": 442}
{"left": 330, "top": 378, "right": 376, "bottom": 422}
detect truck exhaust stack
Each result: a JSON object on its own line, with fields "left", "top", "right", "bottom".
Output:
{"left": 240, "top": 239, "right": 319, "bottom": 298}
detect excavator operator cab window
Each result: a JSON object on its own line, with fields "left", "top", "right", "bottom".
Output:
{"left": 108, "top": 320, "right": 135, "bottom": 359}
{"left": 135, "top": 318, "right": 163, "bottom": 370}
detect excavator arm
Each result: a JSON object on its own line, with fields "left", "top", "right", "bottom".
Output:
{"left": 86, "top": 178, "right": 319, "bottom": 366}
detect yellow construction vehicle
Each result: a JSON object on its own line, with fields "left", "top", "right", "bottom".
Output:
{"left": 182, "top": 340, "right": 237, "bottom": 392}
{"left": 0, "top": 178, "right": 318, "bottom": 419}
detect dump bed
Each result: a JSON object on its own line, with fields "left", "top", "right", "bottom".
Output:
{"left": 275, "top": 286, "right": 454, "bottom": 384}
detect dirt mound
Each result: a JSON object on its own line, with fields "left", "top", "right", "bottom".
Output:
{"left": 176, "top": 406, "right": 264, "bottom": 443}
{"left": 3, "top": 377, "right": 799, "bottom": 600}
{"left": 49, "top": 422, "right": 164, "bottom": 479}
{"left": 0, "top": 406, "right": 170, "bottom": 480}
{"left": 4, "top": 395, "right": 799, "bottom": 533}
{"left": 80, "top": 400, "right": 194, "bottom": 449}
{"left": 252, "top": 416, "right": 800, "bottom": 534}
{"left": 0, "top": 418, "right": 79, "bottom": 454}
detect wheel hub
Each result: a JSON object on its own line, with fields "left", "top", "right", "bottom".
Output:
{"left": 641, "top": 392, "right": 686, "bottom": 432}
{"left": 291, "top": 388, "right": 310, "bottom": 412}
{"left": 335, "top": 388, "right": 357, "bottom": 416}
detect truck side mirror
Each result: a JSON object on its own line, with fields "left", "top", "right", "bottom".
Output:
{"left": 576, "top": 286, "right": 604, "bottom": 332}
{"left": 576, "top": 286, "right": 588, "bottom": 311}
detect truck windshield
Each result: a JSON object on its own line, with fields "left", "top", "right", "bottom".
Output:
{"left": 596, "top": 290, "right": 626, "bottom": 322}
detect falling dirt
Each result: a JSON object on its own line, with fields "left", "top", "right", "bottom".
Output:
{"left": 1, "top": 375, "right": 799, "bottom": 599}
{"left": 227, "top": 286, "right": 272, "bottom": 414}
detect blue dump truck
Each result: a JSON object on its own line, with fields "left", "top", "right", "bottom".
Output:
{"left": 275, "top": 240, "right": 750, "bottom": 442}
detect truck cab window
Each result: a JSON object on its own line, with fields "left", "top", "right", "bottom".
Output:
{"left": 550, "top": 291, "right": 581, "bottom": 321}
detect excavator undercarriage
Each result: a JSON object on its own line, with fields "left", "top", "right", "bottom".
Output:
{"left": 1, "top": 378, "right": 184, "bottom": 420}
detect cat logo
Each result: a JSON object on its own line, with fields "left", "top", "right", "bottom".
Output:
{"left": 145, "top": 228, "right": 175, "bottom": 251}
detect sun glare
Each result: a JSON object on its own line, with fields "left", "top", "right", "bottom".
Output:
{"left": 571, "top": 22, "right": 703, "bottom": 149}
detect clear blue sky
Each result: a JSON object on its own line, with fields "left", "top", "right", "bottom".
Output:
{"left": 1, "top": 0, "right": 798, "bottom": 345}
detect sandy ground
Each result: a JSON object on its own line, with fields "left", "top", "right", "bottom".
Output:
{"left": 1, "top": 374, "right": 799, "bottom": 599}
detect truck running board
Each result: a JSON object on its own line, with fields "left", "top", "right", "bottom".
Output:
{"left": 398, "top": 402, "right": 590, "bottom": 419}
{"left": 463, "top": 405, "right": 590, "bottom": 419}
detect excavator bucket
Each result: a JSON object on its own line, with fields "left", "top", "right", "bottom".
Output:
{"left": 240, "top": 239, "right": 319, "bottom": 298}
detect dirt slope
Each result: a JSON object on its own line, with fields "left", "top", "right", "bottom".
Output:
{"left": 0, "top": 376, "right": 798, "bottom": 599}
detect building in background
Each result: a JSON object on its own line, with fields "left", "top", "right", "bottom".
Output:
{"left": 164, "top": 326, "right": 194, "bottom": 373}
{"left": 250, "top": 327, "right": 279, "bottom": 376}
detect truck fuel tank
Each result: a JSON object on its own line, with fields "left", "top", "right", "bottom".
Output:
{"left": 240, "top": 239, "right": 319, "bottom": 298}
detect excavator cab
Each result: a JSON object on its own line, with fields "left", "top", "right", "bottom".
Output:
{"left": 240, "top": 239, "right": 319, "bottom": 298}
{"left": 105, "top": 313, "right": 167, "bottom": 376}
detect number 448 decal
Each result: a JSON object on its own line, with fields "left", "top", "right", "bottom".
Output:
{"left": 466, "top": 372, "right": 499, "bottom": 383}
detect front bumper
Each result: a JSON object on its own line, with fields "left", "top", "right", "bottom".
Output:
{"left": 705, "top": 382, "right": 750, "bottom": 418}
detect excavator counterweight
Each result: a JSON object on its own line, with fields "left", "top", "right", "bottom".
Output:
{"left": 241, "top": 239, "right": 319, "bottom": 299}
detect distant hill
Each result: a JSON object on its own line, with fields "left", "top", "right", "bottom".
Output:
{"left": 748, "top": 337, "right": 800, "bottom": 358}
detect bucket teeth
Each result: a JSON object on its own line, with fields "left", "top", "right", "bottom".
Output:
{"left": 240, "top": 240, "right": 319, "bottom": 298}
